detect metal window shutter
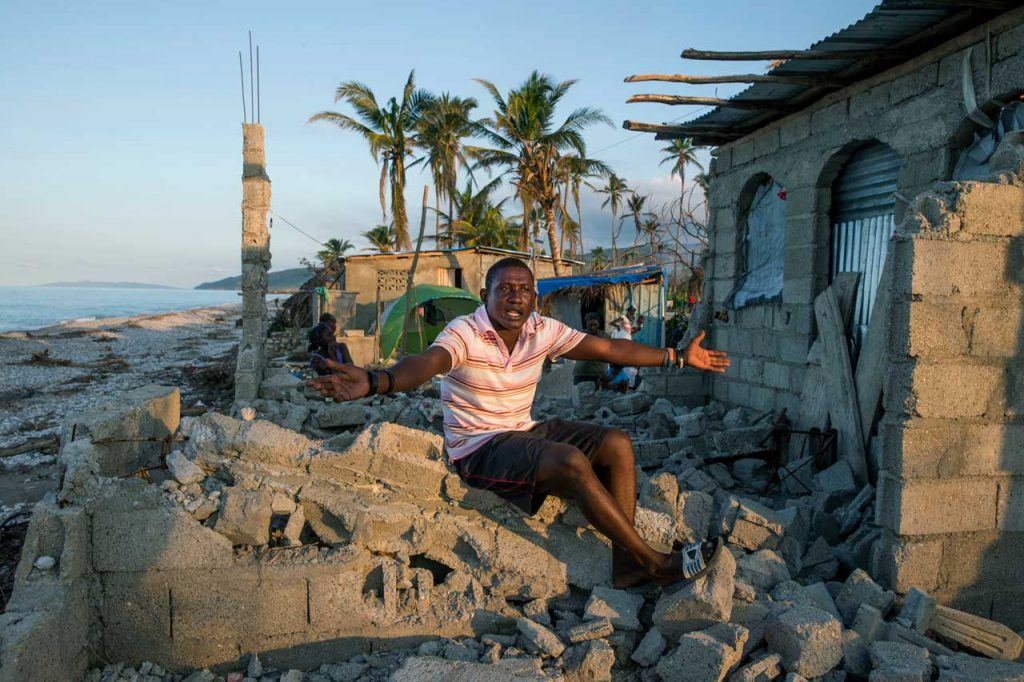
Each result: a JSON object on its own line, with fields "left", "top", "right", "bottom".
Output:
{"left": 830, "top": 144, "right": 901, "bottom": 356}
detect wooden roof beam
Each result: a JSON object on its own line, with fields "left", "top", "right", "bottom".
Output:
{"left": 622, "top": 120, "right": 746, "bottom": 138}
{"left": 627, "top": 94, "right": 787, "bottom": 110}
{"left": 681, "top": 47, "right": 895, "bottom": 61}
{"left": 624, "top": 73, "right": 844, "bottom": 87}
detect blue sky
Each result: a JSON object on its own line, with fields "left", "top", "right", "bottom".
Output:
{"left": 0, "top": 0, "right": 875, "bottom": 287}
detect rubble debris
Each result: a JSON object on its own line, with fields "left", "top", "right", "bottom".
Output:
{"left": 730, "top": 651, "right": 784, "bottom": 681}
{"left": 868, "top": 640, "right": 933, "bottom": 680}
{"left": 583, "top": 586, "right": 645, "bottom": 631}
{"left": 765, "top": 604, "right": 843, "bottom": 678}
{"left": 652, "top": 543, "right": 736, "bottom": 638}
{"left": 896, "top": 587, "right": 1024, "bottom": 661}
{"left": 655, "top": 622, "right": 748, "bottom": 682}
{"left": 213, "top": 488, "right": 274, "bottom": 546}
{"left": 834, "top": 568, "right": 895, "bottom": 626}
{"left": 630, "top": 626, "right": 666, "bottom": 667}
{"left": 166, "top": 449, "right": 205, "bottom": 485}
{"left": 516, "top": 617, "right": 565, "bottom": 657}
{"left": 566, "top": 617, "right": 613, "bottom": 643}
{"left": 563, "top": 638, "right": 614, "bottom": 681}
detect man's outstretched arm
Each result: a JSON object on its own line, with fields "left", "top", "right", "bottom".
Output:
{"left": 564, "top": 330, "right": 730, "bottom": 373}
{"left": 308, "top": 346, "right": 453, "bottom": 401}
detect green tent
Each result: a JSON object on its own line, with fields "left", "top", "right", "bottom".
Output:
{"left": 379, "top": 284, "right": 481, "bottom": 361}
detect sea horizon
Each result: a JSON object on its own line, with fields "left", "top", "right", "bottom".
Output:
{"left": 0, "top": 285, "right": 244, "bottom": 332}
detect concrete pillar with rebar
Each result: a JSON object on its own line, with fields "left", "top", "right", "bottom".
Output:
{"left": 234, "top": 123, "right": 272, "bottom": 402}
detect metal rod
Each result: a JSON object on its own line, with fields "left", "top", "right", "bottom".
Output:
{"left": 238, "top": 51, "right": 247, "bottom": 123}
{"left": 256, "top": 44, "right": 261, "bottom": 124}
{"left": 249, "top": 31, "right": 255, "bottom": 125}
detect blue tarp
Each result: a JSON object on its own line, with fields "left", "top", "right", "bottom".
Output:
{"left": 536, "top": 265, "right": 664, "bottom": 297}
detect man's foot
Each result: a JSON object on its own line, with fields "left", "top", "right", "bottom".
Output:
{"left": 612, "top": 547, "right": 651, "bottom": 588}
{"left": 648, "top": 539, "right": 721, "bottom": 587}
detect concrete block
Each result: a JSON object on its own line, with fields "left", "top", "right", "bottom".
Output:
{"left": 889, "top": 62, "right": 938, "bottom": 104}
{"left": 849, "top": 84, "right": 890, "bottom": 119}
{"left": 214, "top": 488, "right": 273, "bottom": 546}
{"left": 905, "top": 239, "right": 1019, "bottom": 298}
{"left": 835, "top": 569, "right": 895, "bottom": 626}
{"left": 765, "top": 604, "right": 843, "bottom": 678}
{"left": 954, "top": 182, "right": 1024, "bottom": 237}
{"left": 935, "top": 652, "right": 1024, "bottom": 681}
{"left": 810, "top": 100, "right": 848, "bottom": 136}
{"left": 565, "top": 617, "right": 612, "bottom": 644}
{"left": 655, "top": 623, "right": 748, "bottom": 682}
{"left": 780, "top": 112, "right": 811, "bottom": 146}
{"left": 731, "top": 652, "right": 784, "bottom": 682}
{"left": 869, "top": 641, "right": 932, "bottom": 681}
{"left": 872, "top": 532, "right": 942, "bottom": 594}
{"left": 563, "top": 639, "right": 614, "bottom": 681}
{"left": 909, "top": 362, "right": 1003, "bottom": 419}
{"left": 92, "top": 493, "right": 234, "bottom": 572}
{"left": 652, "top": 544, "right": 735, "bottom": 639}
{"left": 736, "top": 549, "right": 791, "bottom": 592}
{"left": 630, "top": 626, "right": 666, "bottom": 667}
{"left": 392, "top": 656, "right": 547, "bottom": 681}
{"left": 583, "top": 586, "right": 644, "bottom": 631}
{"left": 733, "top": 140, "right": 754, "bottom": 167}
{"left": 63, "top": 384, "right": 180, "bottom": 444}
{"left": 516, "top": 617, "right": 564, "bottom": 657}
{"left": 881, "top": 477, "right": 997, "bottom": 535}
{"left": 754, "top": 128, "right": 781, "bottom": 159}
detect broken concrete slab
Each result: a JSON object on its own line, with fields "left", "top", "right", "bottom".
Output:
{"left": 677, "top": 489, "right": 715, "bottom": 543}
{"left": 167, "top": 450, "right": 205, "bottom": 485}
{"left": 653, "top": 544, "right": 736, "bottom": 639}
{"left": 736, "top": 549, "right": 791, "bottom": 592}
{"left": 934, "top": 652, "right": 1024, "bottom": 681}
{"left": 630, "top": 626, "right": 666, "bottom": 667}
{"left": 213, "top": 487, "right": 274, "bottom": 546}
{"left": 834, "top": 569, "right": 895, "bottom": 626}
{"left": 516, "top": 617, "right": 565, "bottom": 658}
{"left": 814, "top": 461, "right": 856, "bottom": 496}
{"left": 929, "top": 602, "right": 1024, "bottom": 661}
{"left": 312, "top": 403, "right": 368, "bottom": 429}
{"left": 655, "top": 623, "right": 749, "bottom": 682}
{"left": 565, "top": 618, "right": 612, "bottom": 644}
{"left": 765, "top": 604, "right": 843, "bottom": 679}
{"left": 868, "top": 641, "right": 932, "bottom": 681}
{"left": 392, "top": 656, "right": 548, "bottom": 681}
{"left": 563, "top": 639, "right": 614, "bottom": 681}
{"left": 730, "top": 651, "right": 784, "bottom": 682}
{"left": 639, "top": 471, "right": 679, "bottom": 516}
{"left": 583, "top": 587, "right": 645, "bottom": 632}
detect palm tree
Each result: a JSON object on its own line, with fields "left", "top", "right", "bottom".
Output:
{"left": 309, "top": 71, "right": 433, "bottom": 251}
{"left": 694, "top": 172, "right": 710, "bottom": 195}
{"left": 473, "top": 72, "right": 611, "bottom": 275}
{"left": 660, "top": 138, "right": 705, "bottom": 209}
{"left": 318, "top": 238, "right": 354, "bottom": 265}
{"left": 415, "top": 94, "right": 478, "bottom": 247}
{"left": 588, "top": 246, "right": 610, "bottom": 273}
{"left": 591, "top": 174, "right": 630, "bottom": 266}
{"left": 362, "top": 224, "right": 395, "bottom": 253}
{"left": 640, "top": 215, "right": 661, "bottom": 252}
{"left": 625, "top": 193, "right": 650, "bottom": 251}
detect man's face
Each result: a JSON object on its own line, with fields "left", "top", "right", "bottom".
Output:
{"left": 586, "top": 318, "right": 599, "bottom": 333}
{"left": 482, "top": 266, "right": 535, "bottom": 332}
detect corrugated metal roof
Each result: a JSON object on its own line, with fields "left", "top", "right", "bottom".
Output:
{"left": 628, "top": 0, "right": 1019, "bottom": 145}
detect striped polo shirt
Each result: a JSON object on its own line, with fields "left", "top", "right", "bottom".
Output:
{"left": 431, "top": 305, "right": 586, "bottom": 461}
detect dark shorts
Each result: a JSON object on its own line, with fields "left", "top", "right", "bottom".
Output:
{"left": 450, "top": 418, "right": 611, "bottom": 515}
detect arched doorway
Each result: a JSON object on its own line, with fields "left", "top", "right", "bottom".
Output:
{"left": 829, "top": 142, "right": 900, "bottom": 355}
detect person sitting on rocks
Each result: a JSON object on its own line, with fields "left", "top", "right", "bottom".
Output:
{"left": 308, "top": 313, "right": 353, "bottom": 376}
{"left": 309, "top": 257, "right": 730, "bottom": 589}
{"left": 572, "top": 312, "right": 610, "bottom": 386}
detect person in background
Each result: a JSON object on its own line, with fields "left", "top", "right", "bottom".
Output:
{"left": 308, "top": 313, "right": 353, "bottom": 375}
{"left": 573, "top": 313, "right": 610, "bottom": 385}
{"left": 607, "top": 307, "right": 644, "bottom": 390}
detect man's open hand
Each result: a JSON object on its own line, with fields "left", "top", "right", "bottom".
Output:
{"left": 682, "top": 331, "right": 730, "bottom": 373}
{"left": 307, "top": 364, "right": 370, "bottom": 401}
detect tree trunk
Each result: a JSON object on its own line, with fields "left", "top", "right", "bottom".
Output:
{"left": 393, "top": 158, "right": 411, "bottom": 251}
{"left": 519, "top": 196, "right": 531, "bottom": 252}
{"left": 545, "top": 203, "right": 563, "bottom": 276}
{"left": 400, "top": 185, "right": 430, "bottom": 357}
{"left": 434, "top": 185, "right": 441, "bottom": 247}
{"left": 610, "top": 209, "right": 618, "bottom": 267}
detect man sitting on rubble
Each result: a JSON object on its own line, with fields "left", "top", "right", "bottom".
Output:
{"left": 310, "top": 257, "right": 730, "bottom": 589}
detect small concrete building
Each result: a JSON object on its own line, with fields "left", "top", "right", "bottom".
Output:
{"left": 339, "top": 246, "right": 578, "bottom": 330}
{"left": 627, "top": 3, "right": 1024, "bottom": 625}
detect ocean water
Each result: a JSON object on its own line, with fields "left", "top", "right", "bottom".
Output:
{"left": 0, "top": 286, "right": 243, "bottom": 332}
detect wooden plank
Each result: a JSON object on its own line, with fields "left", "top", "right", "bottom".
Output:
{"left": 815, "top": 287, "right": 868, "bottom": 484}
{"left": 624, "top": 73, "right": 838, "bottom": 87}
{"left": 627, "top": 94, "right": 787, "bottom": 110}
{"left": 855, "top": 251, "right": 894, "bottom": 443}
{"left": 680, "top": 47, "right": 892, "bottom": 61}
{"left": 789, "top": 274, "right": 860, "bottom": 464}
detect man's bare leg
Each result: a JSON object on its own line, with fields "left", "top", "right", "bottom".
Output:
{"left": 535, "top": 442, "right": 686, "bottom": 585}
{"left": 591, "top": 429, "right": 647, "bottom": 587}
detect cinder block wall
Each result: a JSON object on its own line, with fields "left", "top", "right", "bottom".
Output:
{"left": 873, "top": 182, "right": 1024, "bottom": 627}
{"left": 702, "top": 7, "right": 1024, "bottom": 413}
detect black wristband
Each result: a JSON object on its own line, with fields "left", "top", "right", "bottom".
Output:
{"left": 383, "top": 369, "right": 396, "bottom": 395}
{"left": 365, "top": 369, "right": 378, "bottom": 396}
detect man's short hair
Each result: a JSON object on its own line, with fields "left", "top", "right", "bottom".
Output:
{"left": 484, "top": 257, "right": 533, "bottom": 292}
{"left": 318, "top": 313, "right": 337, "bottom": 325}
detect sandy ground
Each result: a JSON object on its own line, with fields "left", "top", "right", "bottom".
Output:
{"left": 0, "top": 304, "right": 243, "bottom": 510}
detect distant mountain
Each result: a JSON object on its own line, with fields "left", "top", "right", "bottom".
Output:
{"left": 195, "top": 267, "right": 311, "bottom": 292}
{"left": 41, "top": 281, "right": 178, "bottom": 290}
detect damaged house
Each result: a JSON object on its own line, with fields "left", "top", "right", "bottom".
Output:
{"left": 626, "top": 0, "right": 1024, "bottom": 627}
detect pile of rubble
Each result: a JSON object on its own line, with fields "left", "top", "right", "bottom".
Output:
{"left": 28, "top": 380, "right": 1021, "bottom": 681}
